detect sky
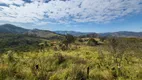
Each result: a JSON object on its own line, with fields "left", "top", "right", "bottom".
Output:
{"left": 0, "top": 0, "right": 142, "bottom": 33}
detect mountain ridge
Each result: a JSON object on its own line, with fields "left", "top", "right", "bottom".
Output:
{"left": 54, "top": 31, "right": 142, "bottom": 37}
{"left": 0, "top": 24, "right": 142, "bottom": 38}
{"left": 0, "top": 24, "right": 28, "bottom": 34}
{"left": 0, "top": 24, "right": 63, "bottom": 39}
{"left": 99, "top": 31, "right": 142, "bottom": 37}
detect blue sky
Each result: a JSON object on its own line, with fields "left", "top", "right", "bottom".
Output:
{"left": 0, "top": 0, "right": 142, "bottom": 33}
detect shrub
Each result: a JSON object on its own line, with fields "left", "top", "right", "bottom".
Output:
{"left": 60, "top": 44, "right": 68, "bottom": 51}
{"left": 87, "top": 38, "right": 98, "bottom": 46}
{"left": 62, "top": 34, "right": 75, "bottom": 47}
{"left": 78, "top": 38, "right": 83, "bottom": 42}
{"left": 54, "top": 53, "right": 66, "bottom": 65}
{"left": 69, "top": 65, "right": 86, "bottom": 80}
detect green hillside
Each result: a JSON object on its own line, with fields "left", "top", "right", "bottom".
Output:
{"left": 0, "top": 24, "right": 28, "bottom": 33}
{"left": 27, "top": 29, "right": 64, "bottom": 40}
{"left": 0, "top": 36, "right": 142, "bottom": 80}
{"left": 0, "top": 24, "right": 142, "bottom": 80}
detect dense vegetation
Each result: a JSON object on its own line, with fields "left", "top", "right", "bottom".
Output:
{"left": 0, "top": 34, "right": 48, "bottom": 53}
{"left": 0, "top": 34, "right": 142, "bottom": 80}
{"left": 0, "top": 24, "right": 28, "bottom": 34}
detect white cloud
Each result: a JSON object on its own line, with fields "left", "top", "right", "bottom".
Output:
{"left": 0, "top": 0, "right": 142, "bottom": 24}
{"left": 0, "top": 0, "right": 24, "bottom": 5}
{"left": 35, "top": 22, "right": 48, "bottom": 25}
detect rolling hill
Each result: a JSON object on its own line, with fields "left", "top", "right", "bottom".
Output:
{"left": 0, "top": 24, "right": 142, "bottom": 38}
{"left": 55, "top": 31, "right": 142, "bottom": 38}
{"left": 99, "top": 31, "right": 142, "bottom": 37}
{"left": 54, "top": 31, "right": 99, "bottom": 37}
{"left": 0, "top": 24, "right": 28, "bottom": 33}
{"left": 0, "top": 24, "right": 64, "bottom": 39}
{"left": 27, "top": 29, "right": 64, "bottom": 39}
{"left": 55, "top": 31, "right": 89, "bottom": 36}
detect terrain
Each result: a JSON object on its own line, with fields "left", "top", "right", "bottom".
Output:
{"left": 99, "top": 31, "right": 142, "bottom": 38}
{"left": 54, "top": 31, "right": 142, "bottom": 38}
{"left": 0, "top": 24, "right": 64, "bottom": 39}
{"left": 1, "top": 24, "right": 142, "bottom": 38}
{"left": 0, "top": 24, "right": 28, "bottom": 34}
{"left": 0, "top": 24, "right": 142, "bottom": 80}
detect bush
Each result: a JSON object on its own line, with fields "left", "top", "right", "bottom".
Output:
{"left": 54, "top": 53, "right": 66, "bottom": 65}
{"left": 69, "top": 65, "right": 86, "bottom": 80}
{"left": 78, "top": 38, "right": 83, "bottom": 42}
{"left": 62, "top": 34, "right": 75, "bottom": 47}
{"left": 60, "top": 44, "right": 68, "bottom": 51}
{"left": 87, "top": 38, "right": 98, "bottom": 46}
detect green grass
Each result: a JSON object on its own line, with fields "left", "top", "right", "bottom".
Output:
{"left": 0, "top": 44, "right": 142, "bottom": 80}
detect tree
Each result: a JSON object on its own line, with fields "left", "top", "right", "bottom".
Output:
{"left": 87, "top": 38, "right": 98, "bottom": 46}
{"left": 62, "top": 34, "right": 75, "bottom": 48}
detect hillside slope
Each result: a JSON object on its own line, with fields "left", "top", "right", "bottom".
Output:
{"left": 55, "top": 31, "right": 88, "bottom": 36}
{"left": 0, "top": 24, "right": 28, "bottom": 33}
{"left": 0, "top": 24, "right": 64, "bottom": 39}
{"left": 27, "top": 29, "right": 64, "bottom": 39}
{"left": 99, "top": 31, "right": 142, "bottom": 37}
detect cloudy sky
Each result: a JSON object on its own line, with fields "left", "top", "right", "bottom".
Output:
{"left": 0, "top": 0, "right": 142, "bottom": 32}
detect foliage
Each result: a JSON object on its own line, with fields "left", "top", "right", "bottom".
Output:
{"left": 0, "top": 36, "right": 142, "bottom": 80}
{"left": 62, "top": 34, "right": 75, "bottom": 49}
{"left": 0, "top": 34, "right": 48, "bottom": 53}
{"left": 87, "top": 38, "right": 98, "bottom": 46}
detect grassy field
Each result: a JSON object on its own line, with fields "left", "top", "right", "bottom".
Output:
{"left": 0, "top": 37, "right": 142, "bottom": 80}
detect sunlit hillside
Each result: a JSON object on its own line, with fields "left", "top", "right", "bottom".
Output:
{"left": 0, "top": 0, "right": 142, "bottom": 80}
{"left": 0, "top": 36, "right": 142, "bottom": 80}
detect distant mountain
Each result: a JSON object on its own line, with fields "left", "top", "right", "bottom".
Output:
{"left": 0, "top": 24, "right": 142, "bottom": 38}
{"left": 55, "top": 31, "right": 142, "bottom": 38}
{"left": 79, "top": 33, "right": 99, "bottom": 38}
{"left": 55, "top": 31, "right": 89, "bottom": 36}
{"left": 55, "top": 31, "right": 99, "bottom": 38}
{"left": 0, "top": 24, "right": 28, "bottom": 33}
{"left": 99, "top": 31, "right": 142, "bottom": 37}
{"left": 0, "top": 24, "right": 64, "bottom": 39}
{"left": 26, "top": 29, "right": 64, "bottom": 39}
